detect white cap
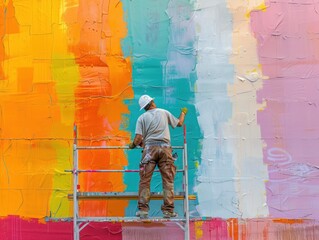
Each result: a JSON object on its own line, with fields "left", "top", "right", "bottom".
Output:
{"left": 138, "top": 95, "right": 154, "bottom": 110}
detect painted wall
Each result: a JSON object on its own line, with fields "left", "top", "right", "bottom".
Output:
{"left": 0, "top": 0, "right": 319, "bottom": 239}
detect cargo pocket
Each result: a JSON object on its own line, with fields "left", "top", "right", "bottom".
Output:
{"left": 162, "top": 161, "right": 176, "bottom": 180}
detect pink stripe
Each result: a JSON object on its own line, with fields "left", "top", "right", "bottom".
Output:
{"left": 0, "top": 216, "right": 122, "bottom": 240}
{"left": 251, "top": 1, "right": 319, "bottom": 218}
{"left": 194, "top": 219, "right": 230, "bottom": 240}
{"left": 0, "top": 216, "right": 72, "bottom": 240}
{"left": 1, "top": 216, "right": 319, "bottom": 239}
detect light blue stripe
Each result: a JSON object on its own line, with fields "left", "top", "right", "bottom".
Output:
{"left": 194, "top": 0, "right": 238, "bottom": 218}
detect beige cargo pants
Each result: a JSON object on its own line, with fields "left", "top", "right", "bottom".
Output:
{"left": 138, "top": 145, "right": 176, "bottom": 213}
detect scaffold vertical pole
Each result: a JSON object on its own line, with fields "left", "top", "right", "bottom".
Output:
{"left": 183, "top": 124, "right": 190, "bottom": 240}
{"left": 73, "top": 124, "right": 79, "bottom": 240}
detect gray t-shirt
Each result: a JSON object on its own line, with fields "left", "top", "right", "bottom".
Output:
{"left": 135, "top": 108, "right": 179, "bottom": 145}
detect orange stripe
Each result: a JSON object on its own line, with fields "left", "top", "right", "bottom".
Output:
{"left": 227, "top": 218, "right": 239, "bottom": 240}
{"left": 0, "top": 0, "right": 19, "bottom": 79}
{"left": 272, "top": 219, "right": 305, "bottom": 224}
{"left": 68, "top": 0, "right": 133, "bottom": 216}
{"left": 0, "top": 0, "right": 64, "bottom": 218}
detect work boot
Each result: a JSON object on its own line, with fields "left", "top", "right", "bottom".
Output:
{"left": 163, "top": 211, "right": 178, "bottom": 218}
{"left": 136, "top": 210, "right": 148, "bottom": 219}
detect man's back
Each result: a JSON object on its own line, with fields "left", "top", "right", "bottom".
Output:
{"left": 135, "top": 108, "right": 179, "bottom": 145}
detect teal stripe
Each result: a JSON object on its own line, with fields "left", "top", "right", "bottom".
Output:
{"left": 122, "top": 0, "right": 201, "bottom": 217}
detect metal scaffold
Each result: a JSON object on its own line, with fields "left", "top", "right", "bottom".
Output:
{"left": 69, "top": 124, "right": 195, "bottom": 240}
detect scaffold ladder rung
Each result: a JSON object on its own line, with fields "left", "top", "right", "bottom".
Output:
{"left": 65, "top": 169, "right": 185, "bottom": 173}
{"left": 45, "top": 216, "right": 212, "bottom": 223}
{"left": 68, "top": 191, "right": 197, "bottom": 200}
{"left": 77, "top": 217, "right": 187, "bottom": 223}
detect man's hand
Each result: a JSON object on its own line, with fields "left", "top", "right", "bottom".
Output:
{"left": 181, "top": 107, "right": 188, "bottom": 115}
{"left": 128, "top": 142, "right": 136, "bottom": 149}
{"left": 129, "top": 134, "right": 143, "bottom": 149}
{"left": 177, "top": 107, "right": 187, "bottom": 126}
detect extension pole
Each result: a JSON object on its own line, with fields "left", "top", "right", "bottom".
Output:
{"left": 183, "top": 124, "right": 190, "bottom": 240}
{"left": 73, "top": 124, "right": 79, "bottom": 240}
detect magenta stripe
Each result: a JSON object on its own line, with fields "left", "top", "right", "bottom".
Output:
{"left": 251, "top": 1, "right": 319, "bottom": 218}
{"left": 0, "top": 216, "right": 122, "bottom": 240}
{"left": 2, "top": 216, "right": 319, "bottom": 238}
